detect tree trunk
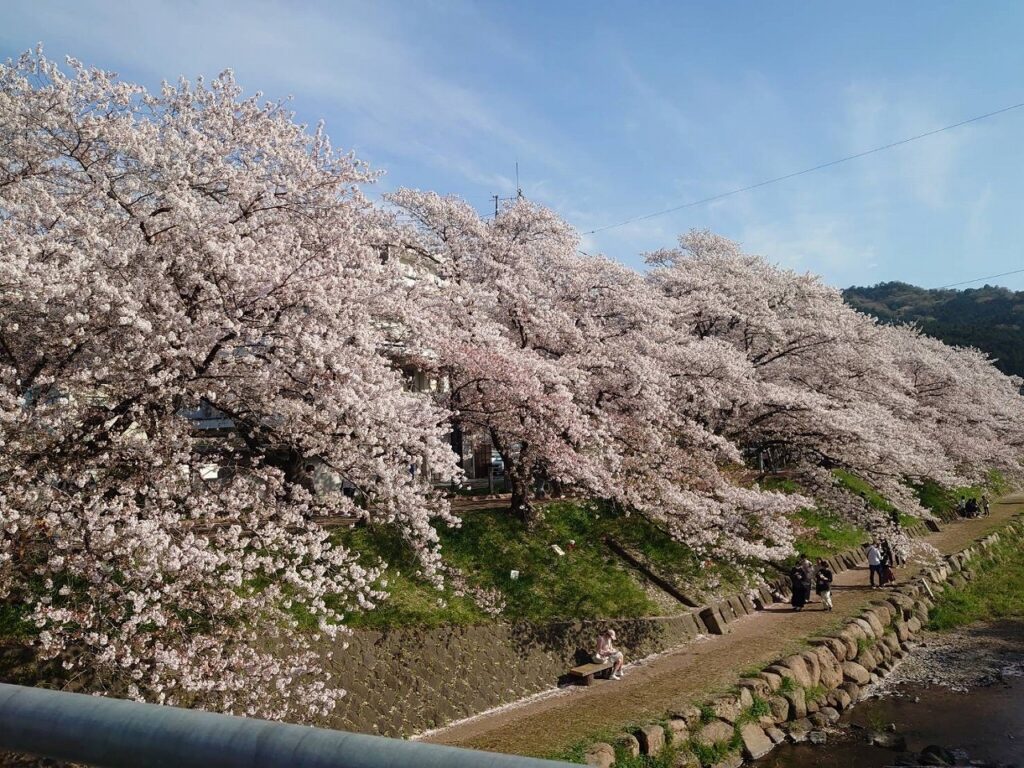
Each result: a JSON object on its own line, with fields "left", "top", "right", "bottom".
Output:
{"left": 510, "top": 479, "right": 535, "bottom": 524}
{"left": 506, "top": 460, "right": 539, "bottom": 525}
{"left": 491, "top": 431, "right": 538, "bottom": 526}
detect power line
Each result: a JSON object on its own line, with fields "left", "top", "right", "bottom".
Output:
{"left": 584, "top": 100, "right": 1024, "bottom": 236}
{"left": 934, "top": 267, "right": 1024, "bottom": 290}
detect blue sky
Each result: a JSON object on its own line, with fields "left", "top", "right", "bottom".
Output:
{"left": 5, "top": 1, "right": 1024, "bottom": 289}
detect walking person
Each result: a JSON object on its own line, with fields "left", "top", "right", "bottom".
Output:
{"left": 981, "top": 494, "right": 991, "bottom": 516}
{"left": 594, "top": 629, "right": 625, "bottom": 680}
{"left": 880, "top": 540, "right": 897, "bottom": 587}
{"left": 866, "top": 541, "right": 883, "bottom": 589}
{"left": 799, "top": 555, "right": 815, "bottom": 606}
{"left": 790, "top": 564, "right": 807, "bottom": 610}
{"left": 965, "top": 497, "right": 979, "bottom": 518}
{"left": 815, "top": 559, "right": 834, "bottom": 611}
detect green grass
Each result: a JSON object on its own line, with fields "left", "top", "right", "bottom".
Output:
{"left": 689, "top": 739, "right": 739, "bottom": 768}
{"left": 0, "top": 603, "right": 32, "bottom": 640}
{"left": 734, "top": 695, "right": 772, "bottom": 727}
{"left": 856, "top": 636, "right": 875, "bottom": 654}
{"left": 833, "top": 469, "right": 896, "bottom": 513}
{"left": 914, "top": 478, "right": 952, "bottom": 516}
{"left": 759, "top": 476, "right": 801, "bottom": 494}
{"left": 558, "top": 740, "right": 703, "bottom": 768}
{"left": 915, "top": 470, "right": 1006, "bottom": 521}
{"left": 599, "top": 506, "right": 752, "bottom": 595}
{"left": 833, "top": 469, "right": 1009, "bottom": 530}
{"left": 333, "top": 500, "right": 769, "bottom": 629}
{"left": 791, "top": 507, "right": 868, "bottom": 561}
{"left": 987, "top": 469, "right": 1010, "bottom": 496}
{"left": 914, "top": 478, "right": 982, "bottom": 519}
{"left": 331, "top": 526, "right": 487, "bottom": 629}
{"left": 804, "top": 683, "right": 828, "bottom": 702}
{"left": 334, "top": 502, "right": 666, "bottom": 628}
{"left": 760, "top": 474, "right": 872, "bottom": 563}
{"left": 928, "top": 539, "right": 1024, "bottom": 630}
{"left": 896, "top": 512, "right": 918, "bottom": 528}
{"left": 748, "top": 695, "right": 771, "bottom": 719}
{"left": 440, "top": 502, "right": 659, "bottom": 622}
{"left": 549, "top": 722, "right": 685, "bottom": 767}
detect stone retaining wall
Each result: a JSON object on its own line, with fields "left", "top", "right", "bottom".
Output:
{"left": 323, "top": 613, "right": 706, "bottom": 737}
{"left": 582, "top": 517, "right": 1023, "bottom": 768}
{"left": 322, "top": 522, "right": 931, "bottom": 738}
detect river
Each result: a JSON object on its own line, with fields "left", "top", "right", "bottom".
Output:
{"left": 754, "top": 620, "right": 1024, "bottom": 768}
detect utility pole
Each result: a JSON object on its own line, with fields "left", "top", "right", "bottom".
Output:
{"left": 491, "top": 162, "right": 525, "bottom": 218}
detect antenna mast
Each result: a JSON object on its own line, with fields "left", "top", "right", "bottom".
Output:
{"left": 491, "top": 163, "right": 524, "bottom": 218}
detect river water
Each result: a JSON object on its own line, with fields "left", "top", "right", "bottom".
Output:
{"left": 754, "top": 621, "right": 1024, "bottom": 768}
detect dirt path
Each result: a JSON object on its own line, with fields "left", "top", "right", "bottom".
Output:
{"left": 424, "top": 494, "right": 1024, "bottom": 757}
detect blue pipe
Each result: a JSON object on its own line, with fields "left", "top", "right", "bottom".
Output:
{"left": 0, "top": 683, "right": 577, "bottom": 768}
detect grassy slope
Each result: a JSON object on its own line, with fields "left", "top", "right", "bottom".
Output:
{"left": 273, "top": 470, "right": 1011, "bottom": 632}
{"left": 915, "top": 471, "right": 1007, "bottom": 519}
{"left": 335, "top": 490, "right": 884, "bottom": 630}
{"left": 335, "top": 501, "right": 767, "bottom": 629}
{"left": 790, "top": 507, "right": 868, "bottom": 561}
{"left": 759, "top": 474, "right": 869, "bottom": 564}
{"left": 928, "top": 537, "right": 1024, "bottom": 630}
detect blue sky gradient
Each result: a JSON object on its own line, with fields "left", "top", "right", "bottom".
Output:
{"left": 4, "top": 1, "right": 1024, "bottom": 289}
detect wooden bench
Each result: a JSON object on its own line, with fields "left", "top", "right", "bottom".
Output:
{"left": 568, "top": 660, "right": 614, "bottom": 686}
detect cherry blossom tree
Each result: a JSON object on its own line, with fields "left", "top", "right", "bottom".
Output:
{"left": 387, "top": 193, "right": 805, "bottom": 559}
{"left": 3, "top": 48, "right": 1022, "bottom": 727}
{"left": 884, "top": 323, "right": 1024, "bottom": 480}
{"left": 0, "top": 51, "right": 457, "bottom": 719}
{"left": 646, "top": 230, "right": 1024, "bottom": 534}
{"left": 385, "top": 190, "right": 602, "bottom": 521}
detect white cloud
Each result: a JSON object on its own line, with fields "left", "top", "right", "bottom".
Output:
{"left": 2, "top": 0, "right": 587, "bottom": 197}
{"left": 737, "top": 217, "right": 878, "bottom": 287}
{"left": 841, "top": 83, "right": 968, "bottom": 210}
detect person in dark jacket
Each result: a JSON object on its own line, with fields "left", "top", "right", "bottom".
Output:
{"left": 799, "top": 556, "right": 815, "bottom": 605}
{"left": 880, "top": 540, "right": 897, "bottom": 586}
{"left": 815, "top": 559, "right": 834, "bottom": 611}
{"left": 790, "top": 565, "right": 807, "bottom": 610}
{"left": 881, "top": 540, "right": 894, "bottom": 567}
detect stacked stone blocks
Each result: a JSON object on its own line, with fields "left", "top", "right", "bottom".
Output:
{"left": 584, "top": 516, "right": 1024, "bottom": 767}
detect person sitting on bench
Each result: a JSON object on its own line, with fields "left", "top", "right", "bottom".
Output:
{"left": 595, "top": 629, "right": 624, "bottom": 680}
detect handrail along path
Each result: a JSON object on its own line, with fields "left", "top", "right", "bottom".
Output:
{"left": 0, "top": 682, "right": 576, "bottom": 768}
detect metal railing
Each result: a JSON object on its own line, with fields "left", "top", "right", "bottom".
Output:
{"left": 0, "top": 683, "right": 576, "bottom": 768}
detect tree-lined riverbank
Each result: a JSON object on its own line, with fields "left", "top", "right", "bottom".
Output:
{"left": 424, "top": 496, "right": 1024, "bottom": 760}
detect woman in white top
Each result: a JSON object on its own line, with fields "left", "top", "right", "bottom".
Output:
{"left": 866, "top": 542, "right": 882, "bottom": 588}
{"left": 595, "top": 629, "right": 625, "bottom": 680}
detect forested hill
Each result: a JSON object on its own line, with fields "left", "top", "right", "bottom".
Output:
{"left": 843, "top": 282, "right": 1024, "bottom": 378}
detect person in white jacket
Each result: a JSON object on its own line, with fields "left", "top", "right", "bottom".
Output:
{"left": 866, "top": 542, "right": 883, "bottom": 589}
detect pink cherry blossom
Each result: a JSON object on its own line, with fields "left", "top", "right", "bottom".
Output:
{"left": 0, "top": 50, "right": 457, "bottom": 719}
